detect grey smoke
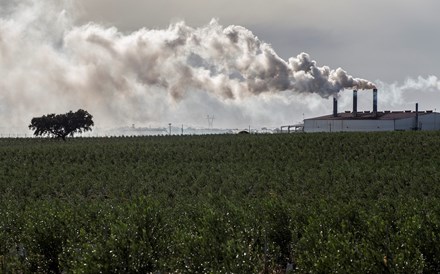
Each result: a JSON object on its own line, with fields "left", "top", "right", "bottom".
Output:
{"left": 1, "top": 1, "right": 377, "bottom": 130}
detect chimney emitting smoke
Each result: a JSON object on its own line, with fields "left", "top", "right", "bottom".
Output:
{"left": 333, "top": 97, "right": 338, "bottom": 117}
{"left": 353, "top": 90, "right": 358, "bottom": 117}
{"left": 373, "top": 89, "right": 378, "bottom": 114}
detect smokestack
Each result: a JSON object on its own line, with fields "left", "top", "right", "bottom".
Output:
{"left": 353, "top": 90, "right": 358, "bottom": 117}
{"left": 373, "top": 88, "right": 378, "bottom": 114}
{"left": 415, "top": 103, "right": 419, "bottom": 130}
{"left": 333, "top": 97, "right": 338, "bottom": 117}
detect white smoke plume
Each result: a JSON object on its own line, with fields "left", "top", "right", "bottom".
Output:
{"left": 375, "top": 76, "right": 440, "bottom": 109}
{"left": 0, "top": 0, "right": 378, "bottom": 132}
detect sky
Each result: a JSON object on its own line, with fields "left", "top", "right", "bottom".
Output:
{"left": 75, "top": 0, "right": 440, "bottom": 82}
{"left": 1, "top": 0, "right": 440, "bottom": 133}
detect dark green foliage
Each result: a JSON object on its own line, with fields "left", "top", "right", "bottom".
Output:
{"left": 1, "top": 132, "right": 440, "bottom": 272}
{"left": 28, "top": 109, "right": 94, "bottom": 140}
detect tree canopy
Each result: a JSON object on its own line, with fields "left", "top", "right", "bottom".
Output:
{"left": 29, "top": 109, "right": 94, "bottom": 140}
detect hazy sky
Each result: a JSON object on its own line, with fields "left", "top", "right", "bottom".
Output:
{"left": 74, "top": 0, "right": 440, "bottom": 82}
{"left": 1, "top": 0, "right": 440, "bottom": 132}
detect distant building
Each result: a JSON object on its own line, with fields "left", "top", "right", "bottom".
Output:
{"left": 304, "top": 89, "right": 440, "bottom": 132}
{"left": 304, "top": 110, "right": 440, "bottom": 132}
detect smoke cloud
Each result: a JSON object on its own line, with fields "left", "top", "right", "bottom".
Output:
{"left": 0, "top": 0, "right": 376, "bottom": 132}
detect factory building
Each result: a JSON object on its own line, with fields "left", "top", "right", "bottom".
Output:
{"left": 304, "top": 89, "right": 440, "bottom": 132}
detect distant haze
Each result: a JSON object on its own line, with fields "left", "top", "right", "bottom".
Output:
{"left": 1, "top": 0, "right": 440, "bottom": 133}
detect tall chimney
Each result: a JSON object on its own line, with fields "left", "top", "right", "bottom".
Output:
{"left": 415, "top": 103, "right": 419, "bottom": 130}
{"left": 333, "top": 97, "right": 338, "bottom": 117}
{"left": 353, "top": 90, "right": 358, "bottom": 117}
{"left": 373, "top": 88, "right": 378, "bottom": 114}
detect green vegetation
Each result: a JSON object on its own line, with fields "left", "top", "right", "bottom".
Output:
{"left": 1, "top": 132, "right": 440, "bottom": 273}
{"left": 29, "top": 109, "right": 94, "bottom": 140}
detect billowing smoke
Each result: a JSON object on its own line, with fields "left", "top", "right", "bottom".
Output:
{"left": 0, "top": 0, "right": 377, "bottom": 131}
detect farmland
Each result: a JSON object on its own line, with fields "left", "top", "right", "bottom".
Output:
{"left": 1, "top": 132, "right": 440, "bottom": 273}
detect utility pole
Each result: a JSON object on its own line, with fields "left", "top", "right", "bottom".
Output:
{"left": 169, "top": 123, "right": 172, "bottom": 135}
{"left": 207, "top": 115, "right": 215, "bottom": 128}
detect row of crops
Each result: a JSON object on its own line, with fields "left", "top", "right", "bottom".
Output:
{"left": 1, "top": 132, "right": 440, "bottom": 273}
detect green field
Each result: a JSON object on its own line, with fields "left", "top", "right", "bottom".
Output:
{"left": 1, "top": 132, "right": 440, "bottom": 273}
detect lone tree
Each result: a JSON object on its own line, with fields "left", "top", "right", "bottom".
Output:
{"left": 29, "top": 109, "right": 94, "bottom": 140}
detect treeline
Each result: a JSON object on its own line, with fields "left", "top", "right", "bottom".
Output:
{"left": 1, "top": 132, "right": 440, "bottom": 273}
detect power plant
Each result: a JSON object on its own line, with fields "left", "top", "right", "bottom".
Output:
{"left": 304, "top": 89, "right": 440, "bottom": 132}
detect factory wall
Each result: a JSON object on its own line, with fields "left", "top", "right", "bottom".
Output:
{"left": 394, "top": 113, "right": 440, "bottom": 131}
{"left": 418, "top": 113, "right": 440, "bottom": 130}
{"left": 304, "top": 119, "right": 394, "bottom": 133}
{"left": 394, "top": 117, "right": 416, "bottom": 131}
{"left": 304, "top": 113, "right": 440, "bottom": 132}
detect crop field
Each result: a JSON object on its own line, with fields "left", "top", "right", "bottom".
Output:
{"left": 1, "top": 132, "right": 440, "bottom": 273}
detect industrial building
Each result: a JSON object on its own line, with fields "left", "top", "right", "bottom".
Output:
{"left": 304, "top": 89, "right": 440, "bottom": 132}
